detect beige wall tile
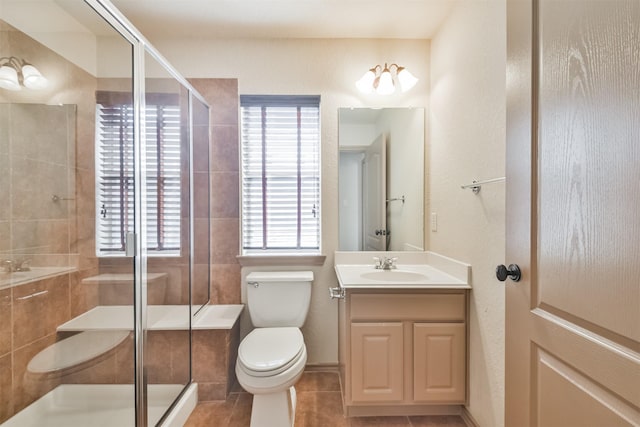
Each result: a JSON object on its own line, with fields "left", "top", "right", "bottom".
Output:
{"left": 168, "top": 331, "right": 190, "bottom": 385}
{"left": 9, "top": 104, "right": 70, "bottom": 166}
{"left": 0, "top": 221, "right": 9, "bottom": 253}
{"left": 114, "top": 334, "right": 135, "bottom": 384}
{"left": 193, "top": 172, "right": 210, "bottom": 219}
{"left": 192, "top": 124, "right": 210, "bottom": 173}
{"left": 11, "top": 219, "right": 70, "bottom": 254}
{"left": 192, "top": 263, "right": 210, "bottom": 306}
{"left": 147, "top": 330, "right": 190, "bottom": 385}
{"left": 197, "top": 382, "right": 227, "bottom": 402}
{"left": 10, "top": 156, "right": 69, "bottom": 221}
{"left": 192, "top": 330, "right": 228, "bottom": 383}
{"left": 62, "top": 348, "right": 117, "bottom": 385}
{"left": 0, "top": 154, "right": 9, "bottom": 222}
{"left": 193, "top": 218, "right": 210, "bottom": 265}
{"left": 211, "top": 218, "right": 239, "bottom": 265}
{"left": 211, "top": 125, "right": 239, "bottom": 173}
{"left": 0, "top": 353, "right": 12, "bottom": 424}
{"left": 12, "top": 334, "right": 56, "bottom": 413}
{"left": 210, "top": 264, "right": 241, "bottom": 305}
{"left": 189, "top": 79, "right": 239, "bottom": 127}
{"left": 0, "top": 104, "right": 8, "bottom": 155}
{"left": 211, "top": 172, "right": 239, "bottom": 219}
{"left": 69, "top": 268, "right": 99, "bottom": 317}
{"left": 0, "top": 289, "right": 11, "bottom": 357}
{"left": 13, "top": 281, "right": 51, "bottom": 348}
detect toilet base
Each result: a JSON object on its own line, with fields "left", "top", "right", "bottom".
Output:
{"left": 250, "top": 386, "right": 297, "bottom": 427}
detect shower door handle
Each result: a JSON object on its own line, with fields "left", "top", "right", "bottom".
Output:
{"left": 125, "top": 232, "right": 137, "bottom": 257}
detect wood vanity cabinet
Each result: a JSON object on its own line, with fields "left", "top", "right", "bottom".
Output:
{"left": 338, "top": 289, "right": 468, "bottom": 416}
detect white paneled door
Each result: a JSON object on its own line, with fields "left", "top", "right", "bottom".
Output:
{"left": 505, "top": 0, "right": 640, "bottom": 425}
{"left": 363, "top": 133, "right": 387, "bottom": 251}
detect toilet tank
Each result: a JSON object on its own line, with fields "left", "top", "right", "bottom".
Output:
{"left": 246, "top": 271, "right": 313, "bottom": 327}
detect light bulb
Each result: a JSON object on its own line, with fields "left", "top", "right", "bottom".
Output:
{"left": 356, "top": 69, "right": 376, "bottom": 94}
{"left": 22, "top": 64, "right": 48, "bottom": 89}
{"left": 396, "top": 67, "right": 418, "bottom": 92}
{"left": 0, "top": 65, "right": 21, "bottom": 91}
{"left": 376, "top": 65, "right": 394, "bottom": 95}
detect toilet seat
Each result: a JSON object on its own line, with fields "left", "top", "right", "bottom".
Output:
{"left": 238, "top": 327, "right": 304, "bottom": 377}
{"left": 27, "top": 330, "right": 130, "bottom": 374}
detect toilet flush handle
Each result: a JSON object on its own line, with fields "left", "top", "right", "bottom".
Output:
{"left": 248, "top": 281, "right": 259, "bottom": 288}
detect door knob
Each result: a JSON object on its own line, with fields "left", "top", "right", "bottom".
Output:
{"left": 496, "top": 264, "right": 521, "bottom": 282}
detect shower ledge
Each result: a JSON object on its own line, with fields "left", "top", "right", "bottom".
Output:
{"left": 58, "top": 304, "right": 243, "bottom": 332}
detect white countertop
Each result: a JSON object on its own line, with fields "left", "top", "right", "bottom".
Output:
{"left": 334, "top": 251, "right": 471, "bottom": 290}
{"left": 335, "top": 264, "right": 470, "bottom": 289}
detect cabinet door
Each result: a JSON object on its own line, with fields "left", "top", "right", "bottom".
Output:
{"left": 351, "top": 322, "right": 404, "bottom": 402}
{"left": 413, "top": 323, "right": 465, "bottom": 402}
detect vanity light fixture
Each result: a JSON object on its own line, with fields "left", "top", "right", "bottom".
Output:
{"left": 356, "top": 63, "right": 418, "bottom": 95}
{"left": 0, "top": 57, "right": 48, "bottom": 91}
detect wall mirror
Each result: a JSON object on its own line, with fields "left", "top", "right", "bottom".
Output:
{"left": 338, "top": 107, "right": 424, "bottom": 251}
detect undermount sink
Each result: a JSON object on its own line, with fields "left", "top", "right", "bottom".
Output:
{"left": 360, "top": 270, "right": 429, "bottom": 282}
{"left": 334, "top": 262, "right": 470, "bottom": 289}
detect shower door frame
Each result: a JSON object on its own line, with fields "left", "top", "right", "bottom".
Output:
{"left": 84, "top": 1, "right": 211, "bottom": 425}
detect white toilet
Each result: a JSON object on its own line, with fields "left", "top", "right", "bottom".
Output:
{"left": 236, "top": 271, "right": 313, "bottom": 427}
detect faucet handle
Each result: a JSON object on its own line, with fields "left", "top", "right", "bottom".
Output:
{"left": 373, "top": 256, "right": 382, "bottom": 269}
{"left": 17, "top": 258, "right": 31, "bottom": 271}
{"left": 2, "top": 260, "right": 14, "bottom": 273}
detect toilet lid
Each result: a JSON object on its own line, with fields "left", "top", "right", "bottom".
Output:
{"left": 27, "top": 330, "right": 130, "bottom": 374}
{"left": 238, "top": 327, "right": 304, "bottom": 374}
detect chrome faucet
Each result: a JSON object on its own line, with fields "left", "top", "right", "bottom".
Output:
{"left": 373, "top": 256, "right": 397, "bottom": 270}
{"left": 1, "top": 258, "right": 31, "bottom": 273}
{"left": 1, "top": 260, "right": 12, "bottom": 273}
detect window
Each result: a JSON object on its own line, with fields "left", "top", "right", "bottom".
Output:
{"left": 96, "top": 91, "right": 182, "bottom": 256}
{"left": 240, "top": 95, "right": 321, "bottom": 254}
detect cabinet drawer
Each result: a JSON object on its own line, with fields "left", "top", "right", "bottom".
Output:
{"left": 350, "top": 293, "right": 465, "bottom": 321}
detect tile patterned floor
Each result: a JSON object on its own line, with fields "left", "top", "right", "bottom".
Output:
{"left": 185, "top": 372, "right": 468, "bottom": 427}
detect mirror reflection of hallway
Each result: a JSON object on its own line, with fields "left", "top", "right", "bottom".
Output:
{"left": 338, "top": 108, "right": 425, "bottom": 251}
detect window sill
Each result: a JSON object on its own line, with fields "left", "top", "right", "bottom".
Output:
{"left": 236, "top": 254, "right": 326, "bottom": 267}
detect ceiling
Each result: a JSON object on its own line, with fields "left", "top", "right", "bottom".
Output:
{"left": 109, "top": 0, "right": 456, "bottom": 40}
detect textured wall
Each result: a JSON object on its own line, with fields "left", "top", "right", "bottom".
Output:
{"left": 429, "top": 1, "right": 506, "bottom": 426}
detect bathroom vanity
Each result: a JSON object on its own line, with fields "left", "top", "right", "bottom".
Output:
{"left": 333, "top": 251, "right": 471, "bottom": 417}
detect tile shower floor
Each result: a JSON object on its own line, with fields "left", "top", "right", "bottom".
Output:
{"left": 185, "top": 372, "right": 468, "bottom": 427}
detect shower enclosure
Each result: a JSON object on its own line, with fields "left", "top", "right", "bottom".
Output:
{"left": 0, "top": 0, "right": 210, "bottom": 425}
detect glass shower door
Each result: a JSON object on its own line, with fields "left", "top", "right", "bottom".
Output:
{"left": 0, "top": 1, "right": 209, "bottom": 425}
{"left": 0, "top": 0, "right": 139, "bottom": 425}
{"left": 142, "top": 49, "right": 192, "bottom": 425}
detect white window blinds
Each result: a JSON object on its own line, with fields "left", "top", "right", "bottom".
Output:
{"left": 96, "top": 92, "right": 182, "bottom": 256}
{"left": 240, "top": 95, "right": 321, "bottom": 253}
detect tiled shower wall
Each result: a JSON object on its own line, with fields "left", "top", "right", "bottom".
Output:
{"left": 189, "top": 79, "right": 241, "bottom": 401}
{"left": 0, "top": 20, "right": 243, "bottom": 421}
{"left": 189, "top": 79, "right": 240, "bottom": 306}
